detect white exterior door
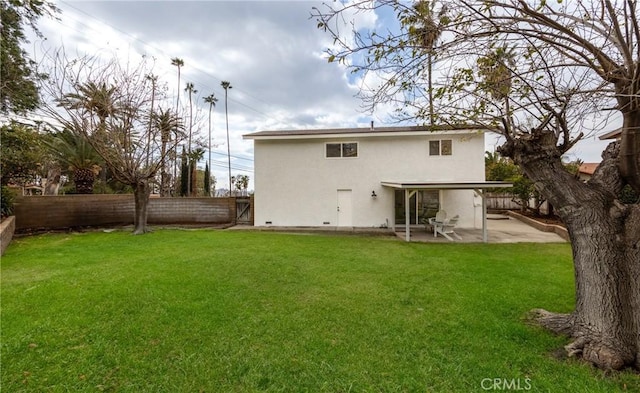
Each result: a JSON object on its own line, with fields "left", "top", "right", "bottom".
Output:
{"left": 337, "top": 190, "right": 353, "bottom": 227}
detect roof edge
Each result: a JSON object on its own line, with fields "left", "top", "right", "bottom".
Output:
{"left": 244, "top": 124, "right": 486, "bottom": 139}
{"left": 380, "top": 181, "right": 513, "bottom": 190}
{"left": 599, "top": 127, "right": 622, "bottom": 140}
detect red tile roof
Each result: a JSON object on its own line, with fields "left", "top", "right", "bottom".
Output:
{"left": 579, "top": 163, "right": 599, "bottom": 176}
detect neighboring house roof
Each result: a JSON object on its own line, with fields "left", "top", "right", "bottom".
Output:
{"left": 599, "top": 128, "right": 622, "bottom": 140}
{"left": 579, "top": 163, "right": 599, "bottom": 176}
{"left": 244, "top": 124, "right": 485, "bottom": 140}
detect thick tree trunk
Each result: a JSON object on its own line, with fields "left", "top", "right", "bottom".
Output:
{"left": 160, "top": 171, "right": 171, "bottom": 197}
{"left": 619, "top": 110, "right": 640, "bottom": 192}
{"left": 160, "top": 140, "right": 170, "bottom": 197}
{"left": 43, "top": 167, "right": 61, "bottom": 195}
{"left": 132, "top": 179, "right": 151, "bottom": 235}
{"left": 563, "top": 205, "right": 638, "bottom": 370}
{"left": 500, "top": 134, "right": 640, "bottom": 371}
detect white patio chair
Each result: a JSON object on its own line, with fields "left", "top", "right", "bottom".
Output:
{"left": 427, "top": 210, "right": 447, "bottom": 237}
{"left": 436, "top": 215, "right": 462, "bottom": 241}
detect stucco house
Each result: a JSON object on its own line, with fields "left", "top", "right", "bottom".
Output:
{"left": 244, "top": 125, "right": 507, "bottom": 240}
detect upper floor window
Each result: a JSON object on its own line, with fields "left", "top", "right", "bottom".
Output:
{"left": 429, "top": 139, "right": 452, "bottom": 156}
{"left": 326, "top": 142, "right": 358, "bottom": 158}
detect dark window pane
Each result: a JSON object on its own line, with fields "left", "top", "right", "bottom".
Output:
{"left": 326, "top": 143, "right": 341, "bottom": 157}
{"left": 419, "top": 190, "right": 440, "bottom": 220}
{"left": 429, "top": 140, "right": 440, "bottom": 156}
{"left": 342, "top": 143, "right": 358, "bottom": 157}
{"left": 441, "top": 139, "right": 452, "bottom": 155}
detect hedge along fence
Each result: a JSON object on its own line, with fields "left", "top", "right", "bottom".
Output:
{"left": 13, "top": 195, "right": 246, "bottom": 232}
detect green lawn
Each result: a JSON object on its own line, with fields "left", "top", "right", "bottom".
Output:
{"left": 1, "top": 230, "right": 637, "bottom": 392}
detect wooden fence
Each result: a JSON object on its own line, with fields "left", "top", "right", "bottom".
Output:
{"left": 485, "top": 193, "right": 552, "bottom": 215}
{"left": 485, "top": 193, "right": 521, "bottom": 211}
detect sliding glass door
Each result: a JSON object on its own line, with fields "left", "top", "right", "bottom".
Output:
{"left": 394, "top": 190, "right": 440, "bottom": 225}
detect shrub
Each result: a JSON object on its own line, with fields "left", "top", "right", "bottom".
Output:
{"left": 1, "top": 186, "right": 16, "bottom": 218}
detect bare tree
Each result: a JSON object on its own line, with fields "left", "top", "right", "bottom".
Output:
{"left": 314, "top": 0, "right": 640, "bottom": 371}
{"left": 40, "top": 51, "right": 185, "bottom": 234}
{"left": 145, "top": 74, "right": 158, "bottom": 170}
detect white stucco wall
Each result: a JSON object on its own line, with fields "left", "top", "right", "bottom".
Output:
{"left": 251, "top": 131, "right": 486, "bottom": 228}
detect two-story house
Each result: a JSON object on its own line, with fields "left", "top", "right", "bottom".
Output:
{"left": 244, "top": 125, "right": 508, "bottom": 240}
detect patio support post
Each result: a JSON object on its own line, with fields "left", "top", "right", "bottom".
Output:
{"left": 403, "top": 189, "right": 418, "bottom": 242}
{"left": 475, "top": 188, "right": 488, "bottom": 243}
{"left": 405, "top": 189, "right": 410, "bottom": 242}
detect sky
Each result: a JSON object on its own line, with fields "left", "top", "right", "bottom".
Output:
{"left": 28, "top": 0, "right": 617, "bottom": 190}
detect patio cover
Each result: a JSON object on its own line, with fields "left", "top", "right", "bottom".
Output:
{"left": 380, "top": 181, "right": 513, "bottom": 242}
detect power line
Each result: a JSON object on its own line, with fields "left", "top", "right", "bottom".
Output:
{"left": 209, "top": 150, "right": 253, "bottom": 162}
{"left": 211, "top": 158, "right": 253, "bottom": 171}
{"left": 208, "top": 160, "right": 253, "bottom": 173}
{"left": 57, "top": 1, "right": 279, "bottom": 122}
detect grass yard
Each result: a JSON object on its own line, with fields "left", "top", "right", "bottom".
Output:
{"left": 1, "top": 229, "right": 638, "bottom": 392}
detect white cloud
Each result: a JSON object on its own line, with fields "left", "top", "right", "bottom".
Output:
{"left": 31, "top": 1, "right": 375, "bottom": 190}
{"left": 28, "top": 0, "right": 612, "bottom": 190}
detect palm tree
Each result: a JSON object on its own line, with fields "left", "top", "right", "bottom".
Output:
{"left": 221, "top": 81, "right": 232, "bottom": 196}
{"left": 46, "top": 130, "right": 102, "bottom": 194}
{"left": 153, "top": 108, "right": 183, "bottom": 196}
{"left": 170, "top": 57, "right": 184, "bottom": 194}
{"left": 188, "top": 147, "right": 205, "bottom": 196}
{"left": 203, "top": 93, "right": 218, "bottom": 196}
{"left": 185, "top": 82, "right": 197, "bottom": 152}
{"left": 171, "top": 58, "right": 184, "bottom": 108}
{"left": 407, "top": 1, "right": 447, "bottom": 128}
{"left": 235, "top": 174, "right": 249, "bottom": 196}
{"left": 58, "top": 81, "right": 117, "bottom": 187}
{"left": 184, "top": 82, "right": 197, "bottom": 196}
{"left": 58, "top": 81, "right": 117, "bottom": 136}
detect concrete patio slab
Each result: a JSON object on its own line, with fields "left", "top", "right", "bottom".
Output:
{"left": 396, "top": 215, "right": 567, "bottom": 243}
{"left": 229, "top": 214, "right": 567, "bottom": 244}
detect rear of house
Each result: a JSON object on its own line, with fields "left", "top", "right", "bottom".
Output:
{"left": 243, "top": 126, "right": 486, "bottom": 230}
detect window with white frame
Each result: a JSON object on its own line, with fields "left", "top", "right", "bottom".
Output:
{"left": 326, "top": 142, "right": 358, "bottom": 158}
{"left": 429, "top": 139, "right": 452, "bottom": 156}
